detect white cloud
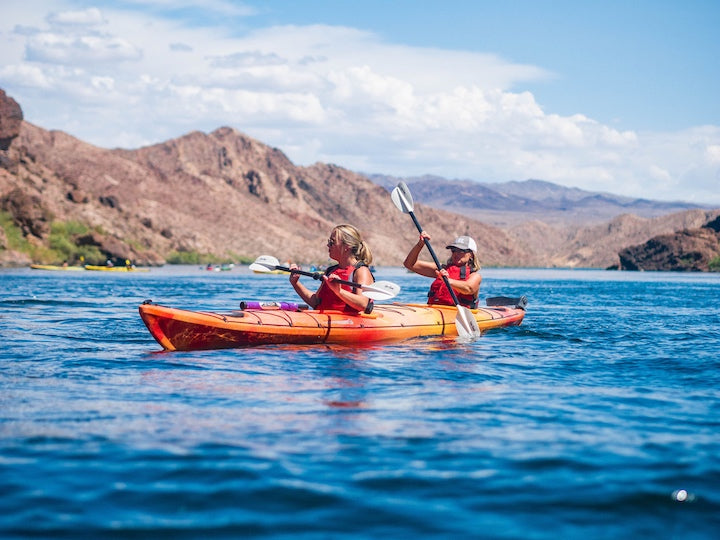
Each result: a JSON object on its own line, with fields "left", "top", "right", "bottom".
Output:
{"left": 47, "top": 7, "right": 105, "bottom": 27}
{"left": 707, "top": 144, "right": 720, "bottom": 163}
{"left": 210, "top": 51, "right": 287, "bottom": 68}
{"left": 1, "top": 1, "right": 719, "bottom": 204}
{"left": 0, "top": 63, "right": 52, "bottom": 89}
{"left": 169, "top": 42, "right": 192, "bottom": 52}
{"left": 25, "top": 32, "right": 142, "bottom": 64}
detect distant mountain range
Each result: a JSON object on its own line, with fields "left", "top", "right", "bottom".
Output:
{"left": 368, "top": 174, "right": 711, "bottom": 227}
{"left": 1, "top": 87, "right": 719, "bottom": 269}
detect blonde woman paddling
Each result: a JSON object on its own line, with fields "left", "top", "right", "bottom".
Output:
{"left": 290, "top": 224, "right": 375, "bottom": 313}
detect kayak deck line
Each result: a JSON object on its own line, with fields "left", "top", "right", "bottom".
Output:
{"left": 139, "top": 297, "right": 526, "bottom": 351}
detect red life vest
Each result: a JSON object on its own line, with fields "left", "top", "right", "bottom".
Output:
{"left": 317, "top": 262, "right": 373, "bottom": 312}
{"left": 428, "top": 264, "right": 478, "bottom": 308}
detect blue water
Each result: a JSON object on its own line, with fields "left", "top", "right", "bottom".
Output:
{"left": 1, "top": 266, "right": 719, "bottom": 539}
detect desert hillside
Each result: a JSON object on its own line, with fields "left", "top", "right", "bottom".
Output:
{"left": 0, "top": 91, "right": 528, "bottom": 267}
{"left": 1, "top": 88, "right": 718, "bottom": 269}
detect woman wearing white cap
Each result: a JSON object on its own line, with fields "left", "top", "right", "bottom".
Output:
{"left": 403, "top": 232, "right": 481, "bottom": 308}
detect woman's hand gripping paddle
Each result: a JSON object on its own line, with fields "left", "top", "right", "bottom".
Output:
{"left": 249, "top": 256, "right": 401, "bottom": 301}
{"left": 391, "top": 182, "right": 481, "bottom": 339}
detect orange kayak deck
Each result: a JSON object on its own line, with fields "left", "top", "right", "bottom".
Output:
{"left": 139, "top": 299, "right": 526, "bottom": 351}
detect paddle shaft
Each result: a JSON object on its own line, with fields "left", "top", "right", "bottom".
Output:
{"left": 406, "top": 210, "right": 464, "bottom": 307}
{"left": 274, "top": 264, "right": 365, "bottom": 289}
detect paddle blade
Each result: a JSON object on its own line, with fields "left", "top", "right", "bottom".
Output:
{"left": 249, "top": 255, "right": 280, "bottom": 273}
{"left": 455, "top": 306, "right": 481, "bottom": 339}
{"left": 391, "top": 181, "right": 414, "bottom": 213}
{"left": 486, "top": 295, "right": 528, "bottom": 309}
{"left": 359, "top": 280, "right": 401, "bottom": 301}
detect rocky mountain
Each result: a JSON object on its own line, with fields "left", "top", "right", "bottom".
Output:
{"left": 0, "top": 89, "right": 22, "bottom": 151}
{"left": 2, "top": 88, "right": 719, "bottom": 270}
{"left": 616, "top": 216, "right": 720, "bottom": 271}
{"left": 368, "top": 174, "right": 720, "bottom": 269}
{"left": 368, "top": 174, "right": 711, "bottom": 227}
{"left": 0, "top": 90, "right": 529, "bottom": 268}
{"left": 507, "top": 210, "right": 720, "bottom": 269}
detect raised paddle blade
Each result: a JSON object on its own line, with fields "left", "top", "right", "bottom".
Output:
{"left": 391, "top": 181, "right": 414, "bottom": 213}
{"left": 249, "top": 255, "right": 281, "bottom": 273}
{"left": 358, "top": 280, "right": 401, "bottom": 301}
{"left": 455, "top": 305, "right": 481, "bottom": 339}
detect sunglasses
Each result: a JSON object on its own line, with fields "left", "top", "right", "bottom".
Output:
{"left": 327, "top": 238, "right": 337, "bottom": 247}
{"left": 450, "top": 247, "right": 471, "bottom": 253}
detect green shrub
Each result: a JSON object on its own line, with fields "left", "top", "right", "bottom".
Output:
{"left": 166, "top": 250, "right": 206, "bottom": 264}
{"left": 0, "top": 216, "right": 105, "bottom": 264}
{"left": 0, "top": 211, "right": 31, "bottom": 252}
{"left": 48, "top": 234, "right": 76, "bottom": 259}
{"left": 50, "top": 221, "right": 88, "bottom": 237}
{"left": 165, "top": 250, "right": 250, "bottom": 265}
{"left": 45, "top": 220, "right": 94, "bottom": 263}
{"left": 76, "top": 246, "right": 105, "bottom": 265}
{"left": 709, "top": 255, "right": 720, "bottom": 272}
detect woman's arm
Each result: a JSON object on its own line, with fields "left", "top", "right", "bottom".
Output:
{"left": 290, "top": 266, "right": 320, "bottom": 308}
{"left": 440, "top": 270, "right": 482, "bottom": 297}
{"left": 403, "top": 233, "right": 439, "bottom": 278}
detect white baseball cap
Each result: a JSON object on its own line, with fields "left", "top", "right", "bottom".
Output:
{"left": 446, "top": 236, "right": 477, "bottom": 253}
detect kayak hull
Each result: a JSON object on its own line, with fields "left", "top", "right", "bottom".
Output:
{"left": 84, "top": 265, "right": 149, "bottom": 272}
{"left": 30, "top": 264, "right": 85, "bottom": 271}
{"left": 139, "top": 301, "right": 526, "bottom": 351}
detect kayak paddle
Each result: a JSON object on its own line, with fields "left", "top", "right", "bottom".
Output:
{"left": 249, "top": 255, "right": 401, "bottom": 301}
{"left": 391, "top": 181, "right": 481, "bottom": 338}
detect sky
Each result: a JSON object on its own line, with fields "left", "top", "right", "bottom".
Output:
{"left": 1, "top": 0, "right": 719, "bottom": 204}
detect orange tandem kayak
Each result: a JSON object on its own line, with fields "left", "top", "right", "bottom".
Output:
{"left": 139, "top": 297, "right": 527, "bottom": 351}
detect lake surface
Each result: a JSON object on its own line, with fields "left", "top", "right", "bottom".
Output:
{"left": 1, "top": 266, "right": 719, "bottom": 539}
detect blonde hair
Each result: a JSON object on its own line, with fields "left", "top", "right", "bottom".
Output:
{"left": 332, "top": 224, "right": 373, "bottom": 265}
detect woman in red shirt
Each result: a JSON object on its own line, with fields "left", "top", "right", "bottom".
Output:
{"left": 404, "top": 232, "right": 481, "bottom": 308}
{"left": 290, "top": 224, "right": 375, "bottom": 313}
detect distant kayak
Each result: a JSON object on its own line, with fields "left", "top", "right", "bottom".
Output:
{"left": 139, "top": 297, "right": 527, "bottom": 351}
{"left": 84, "top": 265, "right": 149, "bottom": 272}
{"left": 30, "top": 264, "right": 85, "bottom": 271}
{"left": 204, "top": 264, "right": 235, "bottom": 272}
